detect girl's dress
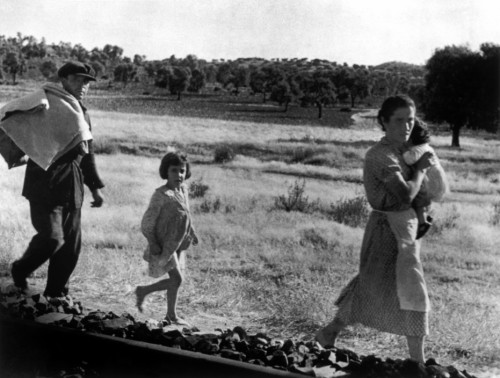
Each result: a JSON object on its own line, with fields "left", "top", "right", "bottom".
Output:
{"left": 141, "top": 183, "right": 197, "bottom": 278}
{"left": 333, "top": 137, "right": 429, "bottom": 337}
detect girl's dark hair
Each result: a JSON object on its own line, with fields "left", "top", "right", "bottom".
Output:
{"left": 159, "top": 152, "right": 191, "bottom": 180}
{"left": 409, "top": 118, "right": 431, "bottom": 145}
{"left": 377, "top": 95, "right": 416, "bottom": 131}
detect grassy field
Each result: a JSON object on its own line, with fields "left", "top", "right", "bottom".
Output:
{"left": 1, "top": 88, "right": 499, "bottom": 376}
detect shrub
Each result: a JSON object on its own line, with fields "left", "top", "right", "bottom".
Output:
{"left": 189, "top": 177, "right": 209, "bottom": 198}
{"left": 273, "top": 179, "right": 318, "bottom": 213}
{"left": 300, "top": 228, "right": 329, "bottom": 250}
{"left": 214, "top": 145, "right": 235, "bottom": 163}
{"left": 328, "top": 196, "right": 370, "bottom": 228}
{"left": 199, "top": 197, "right": 219, "bottom": 213}
{"left": 290, "top": 147, "right": 315, "bottom": 163}
{"left": 300, "top": 134, "right": 316, "bottom": 143}
{"left": 429, "top": 205, "right": 460, "bottom": 235}
{"left": 199, "top": 199, "right": 210, "bottom": 213}
{"left": 224, "top": 203, "right": 236, "bottom": 213}
{"left": 197, "top": 196, "right": 235, "bottom": 214}
{"left": 93, "top": 139, "right": 120, "bottom": 155}
{"left": 490, "top": 201, "right": 500, "bottom": 226}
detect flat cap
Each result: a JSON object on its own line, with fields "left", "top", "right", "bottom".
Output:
{"left": 58, "top": 61, "right": 96, "bottom": 81}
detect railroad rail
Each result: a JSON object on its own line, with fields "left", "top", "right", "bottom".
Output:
{"left": 0, "top": 315, "right": 309, "bottom": 378}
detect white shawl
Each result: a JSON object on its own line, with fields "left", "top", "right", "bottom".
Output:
{"left": 0, "top": 82, "right": 93, "bottom": 170}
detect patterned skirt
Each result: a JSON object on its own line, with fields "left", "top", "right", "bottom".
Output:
{"left": 334, "top": 211, "right": 429, "bottom": 336}
{"left": 144, "top": 246, "right": 186, "bottom": 278}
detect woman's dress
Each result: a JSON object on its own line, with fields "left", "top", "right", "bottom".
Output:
{"left": 334, "top": 137, "right": 429, "bottom": 337}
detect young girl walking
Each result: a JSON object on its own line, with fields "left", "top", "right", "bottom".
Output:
{"left": 135, "top": 152, "right": 198, "bottom": 326}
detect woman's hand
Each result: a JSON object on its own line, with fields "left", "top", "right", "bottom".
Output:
{"left": 415, "top": 151, "right": 436, "bottom": 172}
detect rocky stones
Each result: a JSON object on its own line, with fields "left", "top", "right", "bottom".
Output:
{"left": 282, "top": 339, "right": 296, "bottom": 354}
{"left": 269, "top": 350, "right": 289, "bottom": 369}
{"left": 245, "top": 344, "right": 267, "bottom": 363}
{"left": 0, "top": 290, "right": 479, "bottom": 378}
{"left": 220, "top": 348, "right": 245, "bottom": 361}
{"left": 234, "top": 339, "right": 250, "bottom": 354}
{"left": 427, "top": 365, "right": 451, "bottom": 378}
{"left": 102, "top": 317, "right": 134, "bottom": 336}
{"left": 232, "top": 325, "right": 247, "bottom": 340}
{"left": 194, "top": 338, "right": 220, "bottom": 355}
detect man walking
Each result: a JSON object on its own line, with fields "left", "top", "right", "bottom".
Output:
{"left": 2, "top": 61, "right": 105, "bottom": 299}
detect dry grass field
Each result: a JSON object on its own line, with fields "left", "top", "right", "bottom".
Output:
{"left": 1, "top": 91, "right": 499, "bottom": 376}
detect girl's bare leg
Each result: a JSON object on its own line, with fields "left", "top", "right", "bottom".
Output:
{"left": 165, "top": 267, "right": 183, "bottom": 320}
{"left": 315, "top": 318, "right": 345, "bottom": 347}
{"left": 135, "top": 276, "right": 172, "bottom": 313}
{"left": 136, "top": 251, "right": 186, "bottom": 317}
{"left": 407, "top": 335, "right": 425, "bottom": 363}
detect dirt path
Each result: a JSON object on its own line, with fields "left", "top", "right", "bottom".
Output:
{"left": 0, "top": 275, "right": 259, "bottom": 335}
{"left": 350, "top": 109, "right": 379, "bottom": 129}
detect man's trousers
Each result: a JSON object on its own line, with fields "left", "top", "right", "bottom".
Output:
{"left": 12, "top": 201, "right": 82, "bottom": 297}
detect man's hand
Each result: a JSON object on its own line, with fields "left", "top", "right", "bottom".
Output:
{"left": 90, "top": 188, "right": 104, "bottom": 208}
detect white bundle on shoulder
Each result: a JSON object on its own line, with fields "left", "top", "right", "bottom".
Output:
{"left": 403, "top": 144, "right": 449, "bottom": 202}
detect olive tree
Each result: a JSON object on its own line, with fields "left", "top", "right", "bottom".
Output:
{"left": 168, "top": 67, "right": 191, "bottom": 100}
{"left": 3, "top": 52, "right": 21, "bottom": 84}
{"left": 424, "top": 45, "right": 485, "bottom": 147}
{"left": 297, "top": 70, "right": 336, "bottom": 119}
{"left": 114, "top": 63, "right": 136, "bottom": 87}
{"left": 187, "top": 68, "right": 206, "bottom": 93}
{"left": 39, "top": 60, "right": 58, "bottom": 80}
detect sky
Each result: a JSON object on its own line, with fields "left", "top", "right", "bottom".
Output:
{"left": 1, "top": 0, "right": 499, "bottom": 66}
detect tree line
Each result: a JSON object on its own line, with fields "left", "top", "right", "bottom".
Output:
{"left": 0, "top": 33, "right": 424, "bottom": 108}
{"left": 1, "top": 32, "right": 498, "bottom": 146}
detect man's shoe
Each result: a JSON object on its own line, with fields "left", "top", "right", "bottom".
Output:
{"left": 11, "top": 261, "right": 28, "bottom": 291}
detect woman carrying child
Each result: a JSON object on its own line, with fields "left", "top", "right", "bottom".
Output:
{"left": 135, "top": 151, "right": 198, "bottom": 326}
{"left": 379, "top": 118, "right": 448, "bottom": 331}
{"left": 315, "top": 95, "right": 440, "bottom": 362}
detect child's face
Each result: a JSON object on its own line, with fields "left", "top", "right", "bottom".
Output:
{"left": 166, "top": 164, "right": 187, "bottom": 189}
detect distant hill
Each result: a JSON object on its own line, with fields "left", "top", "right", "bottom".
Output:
{"left": 374, "top": 61, "right": 425, "bottom": 71}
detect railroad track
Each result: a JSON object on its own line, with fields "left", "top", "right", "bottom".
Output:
{"left": 0, "top": 290, "right": 480, "bottom": 378}
{"left": 0, "top": 315, "right": 308, "bottom": 378}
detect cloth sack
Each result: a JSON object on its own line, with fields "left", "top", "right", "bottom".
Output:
{"left": 0, "top": 82, "right": 92, "bottom": 170}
